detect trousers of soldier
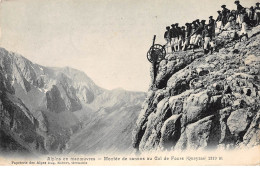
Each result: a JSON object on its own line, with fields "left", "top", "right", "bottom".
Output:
{"left": 216, "top": 21, "right": 223, "bottom": 33}
{"left": 182, "top": 37, "right": 190, "bottom": 51}
{"left": 165, "top": 38, "right": 172, "bottom": 53}
{"left": 177, "top": 37, "right": 183, "bottom": 51}
{"left": 240, "top": 22, "right": 248, "bottom": 35}
{"left": 255, "top": 12, "right": 260, "bottom": 25}
{"left": 224, "top": 20, "right": 236, "bottom": 30}
{"left": 236, "top": 13, "right": 244, "bottom": 25}
{"left": 204, "top": 37, "right": 211, "bottom": 50}
{"left": 190, "top": 34, "right": 197, "bottom": 45}
{"left": 194, "top": 34, "right": 202, "bottom": 46}
{"left": 171, "top": 37, "right": 179, "bottom": 51}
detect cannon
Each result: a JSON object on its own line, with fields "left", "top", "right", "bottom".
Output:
{"left": 147, "top": 35, "right": 166, "bottom": 63}
{"left": 147, "top": 35, "right": 166, "bottom": 85}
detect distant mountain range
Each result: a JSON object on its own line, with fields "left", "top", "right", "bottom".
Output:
{"left": 0, "top": 47, "right": 146, "bottom": 155}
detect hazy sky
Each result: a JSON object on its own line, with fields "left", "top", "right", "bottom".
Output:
{"left": 0, "top": 0, "right": 257, "bottom": 91}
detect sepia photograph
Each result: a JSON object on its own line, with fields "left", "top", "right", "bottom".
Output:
{"left": 0, "top": 0, "right": 259, "bottom": 166}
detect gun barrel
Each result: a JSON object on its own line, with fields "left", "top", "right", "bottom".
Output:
{"left": 152, "top": 35, "right": 156, "bottom": 46}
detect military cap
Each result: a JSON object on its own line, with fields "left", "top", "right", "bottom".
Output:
{"left": 209, "top": 16, "right": 213, "bottom": 18}
{"left": 221, "top": 5, "right": 226, "bottom": 8}
{"left": 171, "top": 24, "right": 175, "bottom": 27}
{"left": 257, "top": 2, "right": 260, "bottom": 5}
{"left": 166, "top": 26, "right": 170, "bottom": 29}
{"left": 175, "top": 23, "right": 179, "bottom": 26}
{"left": 234, "top": 1, "right": 240, "bottom": 4}
{"left": 196, "top": 19, "right": 200, "bottom": 22}
{"left": 217, "top": 10, "right": 221, "bottom": 13}
{"left": 181, "top": 26, "right": 185, "bottom": 29}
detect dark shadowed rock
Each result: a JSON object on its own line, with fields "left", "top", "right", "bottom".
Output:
{"left": 46, "top": 85, "right": 66, "bottom": 113}
{"left": 159, "top": 114, "right": 181, "bottom": 150}
{"left": 242, "top": 111, "right": 260, "bottom": 147}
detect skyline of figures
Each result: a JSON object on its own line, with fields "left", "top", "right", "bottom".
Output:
{"left": 164, "top": 1, "right": 260, "bottom": 55}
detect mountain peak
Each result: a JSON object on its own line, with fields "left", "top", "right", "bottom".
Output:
{"left": 0, "top": 46, "right": 146, "bottom": 154}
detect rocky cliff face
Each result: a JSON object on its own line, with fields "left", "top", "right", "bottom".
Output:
{"left": 0, "top": 92, "right": 46, "bottom": 155}
{"left": 132, "top": 26, "right": 260, "bottom": 152}
{"left": 0, "top": 47, "right": 145, "bottom": 155}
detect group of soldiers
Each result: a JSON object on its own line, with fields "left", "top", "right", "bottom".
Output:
{"left": 164, "top": 1, "right": 260, "bottom": 55}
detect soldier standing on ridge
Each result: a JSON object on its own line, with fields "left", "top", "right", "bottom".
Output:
{"left": 221, "top": 5, "right": 230, "bottom": 27}
{"left": 208, "top": 16, "right": 216, "bottom": 38}
{"left": 235, "top": 0, "right": 246, "bottom": 27}
{"left": 202, "top": 25, "right": 214, "bottom": 54}
{"left": 223, "top": 10, "right": 237, "bottom": 30}
{"left": 182, "top": 23, "right": 191, "bottom": 51}
{"left": 170, "top": 24, "right": 178, "bottom": 52}
{"left": 248, "top": 6, "right": 255, "bottom": 26}
{"left": 171, "top": 24, "right": 179, "bottom": 52}
{"left": 180, "top": 26, "right": 186, "bottom": 50}
{"left": 215, "top": 10, "right": 223, "bottom": 32}
{"left": 175, "top": 23, "right": 182, "bottom": 51}
{"left": 233, "top": 1, "right": 249, "bottom": 40}
{"left": 191, "top": 20, "right": 206, "bottom": 49}
{"left": 254, "top": 3, "right": 260, "bottom": 26}
{"left": 164, "top": 26, "right": 172, "bottom": 53}
{"left": 189, "top": 22, "right": 197, "bottom": 50}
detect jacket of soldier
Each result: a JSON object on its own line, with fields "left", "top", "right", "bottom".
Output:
{"left": 209, "top": 18, "right": 215, "bottom": 27}
{"left": 185, "top": 26, "right": 192, "bottom": 38}
{"left": 222, "top": 8, "right": 230, "bottom": 18}
{"left": 180, "top": 29, "right": 185, "bottom": 39}
{"left": 195, "top": 23, "right": 205, "bottom": 35}
{"left": 176, "top": 27, "right": 182, "bottom": 38}
{"left": 170, "top": 28, "right": 178, "bottom": 38}
{"left": 227, "top": 12, "right": 236, "bottom": 21}
{"left": 202, "top": 28, "right": 213, "bottom": 39}
{"left": 190, "top": 24, "right": 197, "bottom": 35}
{"left": 164, "top": 30, "right": 171, "bottom": 39}
{"left": 237, "top": 4, "right": 245, "bottom": 14}
{"left": 216, "top": 13, "right": 222, "bottom": 22}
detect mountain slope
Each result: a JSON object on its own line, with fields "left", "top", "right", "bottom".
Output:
{"left": 132, "top": 26, "right": 260, "bottom": 152}
{"left": 0, "top": 47, "right": 145, "bottom": 155}
{"left": 66, "top": 102, "right": 142, "bottom": 154}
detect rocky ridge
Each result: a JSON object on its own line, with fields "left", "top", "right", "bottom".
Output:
{"left": 132, "top": 26, "right": 260, "bottom": 152}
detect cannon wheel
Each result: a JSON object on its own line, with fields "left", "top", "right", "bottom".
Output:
{"left": 147, "top": 44, "right": 166, "bottom": 63}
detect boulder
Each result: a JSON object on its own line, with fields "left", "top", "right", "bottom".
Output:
{"left": 159, "top": 114, "right": 181, "bottom": 150}
{"left": 227, "top": 109, "right": 251, "bottom": 135}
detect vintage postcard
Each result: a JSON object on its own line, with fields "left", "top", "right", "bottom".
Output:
{"left": 0, "top": 0, "right": 259, "bottom": 166}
